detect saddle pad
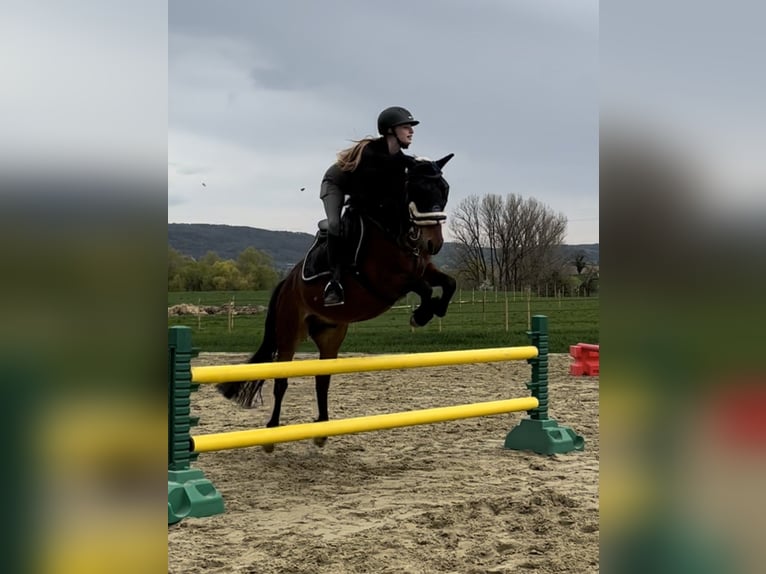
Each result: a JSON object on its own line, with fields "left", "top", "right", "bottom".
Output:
{"left": 301, "top": 214, "right": 365, "bottom": 282}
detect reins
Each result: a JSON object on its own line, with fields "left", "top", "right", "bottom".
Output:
{"left": 362, "top": 211, "right": 424, "bottom": 260}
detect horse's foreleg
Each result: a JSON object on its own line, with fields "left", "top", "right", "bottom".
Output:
{"left": 423, "top": 264, "right": 457, "bottom": 318}
{"left": 409, "top": 280, "right": 435, "bottom": 327}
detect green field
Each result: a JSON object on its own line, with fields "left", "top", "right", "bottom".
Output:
{"left": 168, "top": 290, "right": 598, "bottom": 354}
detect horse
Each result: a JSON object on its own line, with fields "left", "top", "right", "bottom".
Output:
{"left": 217, "top": 153, "right": 456, "bottom": 451}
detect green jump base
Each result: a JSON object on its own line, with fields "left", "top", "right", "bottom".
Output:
{"left": 504, "top": 418, "right": 585, "bottom": 455}
{"left": 168, "top": 468, "right": 225, "bottom": 525}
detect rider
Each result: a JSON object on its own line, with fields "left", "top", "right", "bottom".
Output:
{"left": 319, "top": 106, "right": 419, "bottom": 306}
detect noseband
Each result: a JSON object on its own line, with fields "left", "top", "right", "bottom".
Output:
{"left": 408, "top": 201, "right": 447, "bottom": 227}
{"left": 402, "top": 203, "right": 446, "bottom": 257}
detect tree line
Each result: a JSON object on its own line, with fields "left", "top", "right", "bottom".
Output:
{"left": 168, "top": 246, "right": 280, "bottom": 291}
{"left": 449, "top": 193, "right": 598, "bottom": 296}
{"left": 168, "top": 194, "right": 597, "bottom": 295}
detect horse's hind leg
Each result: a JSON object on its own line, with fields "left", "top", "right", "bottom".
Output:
{"left": 315, "top": 375, "right": 330, "bottom": 424}
{"left": 266, "top": 378, "right": 288, "bottom": 429}
{"left": 262, "top": 314, "right": 304, "bottom": 453}
{"left": 262, "top": 375, "right": 289, "bottom": 454}
{"left": 308, "top": 319, "right": 349, "bottom": 448}
{"left": 267, "top": 340, "right": 300, "bottom": 429}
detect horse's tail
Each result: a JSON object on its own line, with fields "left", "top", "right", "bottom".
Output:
{"left": 217, "top": 278, "right": 286, "bottom": 408}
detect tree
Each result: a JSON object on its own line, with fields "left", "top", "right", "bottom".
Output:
{"left": 180, "top": 261, "right": 205, "bottom": 291}
{"left": 199, "top": 251, "right": 221, "bottom": 267}
{"left": 207, "top": 260, "right": 246, "bottom": 290}
{"left": 167, "top": 246, "right": 280, "bottom": 291}
{"left": 580, "top": 266, "right": 599, "bottom": 296}
{"left": 168, "top": 247, "right": 190, "bottom": 291}
{"left": 449, "top": 196, "right": 488, "bottom": 286}
{"left": 450, "top": 193, "right": 567, "bottom": 291}
{"left": 236, "top": 247, "right": 279, "bottom": 290}
{"left": 573, "top": 251, "right": 588, "bottom": 275}
{"left": 480, "top": 194, "right": 503, "bottom": 287}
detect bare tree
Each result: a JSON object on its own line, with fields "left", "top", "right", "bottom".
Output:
{"left": 480, "top": 194, "right": 503, "bottom": 286}
{"left": 450, "top": 193, "right": 567, "bottom": 291}
{"left": 501, "top": 194, "right": 525, "bottom": 290}
{"left": 523, "top": 198, "right": 567, "bottom": 288}
{"left": 449, "top": 196, "right": 487, "bottom": 286}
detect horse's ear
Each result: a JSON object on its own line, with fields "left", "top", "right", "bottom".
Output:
{"left": 435, "top": 153, "right": 455, "bottom": 169}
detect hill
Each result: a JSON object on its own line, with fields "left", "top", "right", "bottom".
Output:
{"left": 168, "top": 223, "right": 313, "bottom": 270}
{"left": 168, "top": 223, "right": 599, "bottom": 271}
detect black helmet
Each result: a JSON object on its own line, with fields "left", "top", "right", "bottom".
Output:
{"left": 377, "top": 106, "right": 419, "bottom": 135}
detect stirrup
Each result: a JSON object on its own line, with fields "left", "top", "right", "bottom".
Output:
{"left": 323, "top": 281, "right": 345, "bottom": 307}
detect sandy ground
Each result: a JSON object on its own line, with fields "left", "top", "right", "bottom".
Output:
{"left": 168, "top": 353, "right": 599, "bottom": 574}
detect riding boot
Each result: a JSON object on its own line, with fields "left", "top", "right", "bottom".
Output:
{"left": 323, "top": 233, "right": 345, "bottom": 306}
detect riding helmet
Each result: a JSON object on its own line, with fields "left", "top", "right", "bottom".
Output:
{"left": 377, "top": 106, "right": 420, "bottom": 135}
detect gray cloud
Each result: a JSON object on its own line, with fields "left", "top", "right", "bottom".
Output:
{"left": 168, "top": 194, "right": 187, "bottom": 206}
{"left": 169, "top": 0, "right": 599, "bottom": 243}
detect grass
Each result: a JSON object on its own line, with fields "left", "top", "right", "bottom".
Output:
{"left": 169, "top": 290, "right": 598, "bottom": 354}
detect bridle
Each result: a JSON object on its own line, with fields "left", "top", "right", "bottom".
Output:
{"left": 402, "top": 164, "right": 448, "bottom": 254}
{"left": 361, "top": 162, "right": 448, "bottom": 258}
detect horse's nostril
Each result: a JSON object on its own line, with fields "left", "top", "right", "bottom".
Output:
{"left": 427, "top": 240, "right": 435, "bottom": 253}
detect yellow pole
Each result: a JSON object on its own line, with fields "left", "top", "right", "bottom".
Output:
{"left": 191, "top": 346, "right": 539, "bottom": 384}
{"left": 191, "top": 397, "right": 539, "bottom": 452}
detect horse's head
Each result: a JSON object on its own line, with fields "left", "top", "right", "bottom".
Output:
{"left": 406, "top": 153, "right": 453, "bottom": 255}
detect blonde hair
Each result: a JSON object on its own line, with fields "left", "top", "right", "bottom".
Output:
{"left": 335, "top": 136, "right": 380, "bottom": 172}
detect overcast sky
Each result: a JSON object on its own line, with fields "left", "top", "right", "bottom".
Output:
{"left": 168, "top": 0, "right": 599, "bottom": 244}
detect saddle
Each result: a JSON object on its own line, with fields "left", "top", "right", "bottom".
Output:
{"left": 301, "top": 209, "right": 365, "bottom": 282}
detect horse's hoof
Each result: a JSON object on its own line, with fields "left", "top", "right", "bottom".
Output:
{"left": 262, "top": 443, "right": 275, "bottom": 453}
{"left": 313, "top": 436, "right": 328, "bottom": 448}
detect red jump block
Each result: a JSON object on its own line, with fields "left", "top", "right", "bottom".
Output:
{"left": 569, "top": 343, "right": 600, "bottom": 376}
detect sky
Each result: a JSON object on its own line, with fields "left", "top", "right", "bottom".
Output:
{"left": 168, "top": 0, "right": 599, "bottom": 244}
